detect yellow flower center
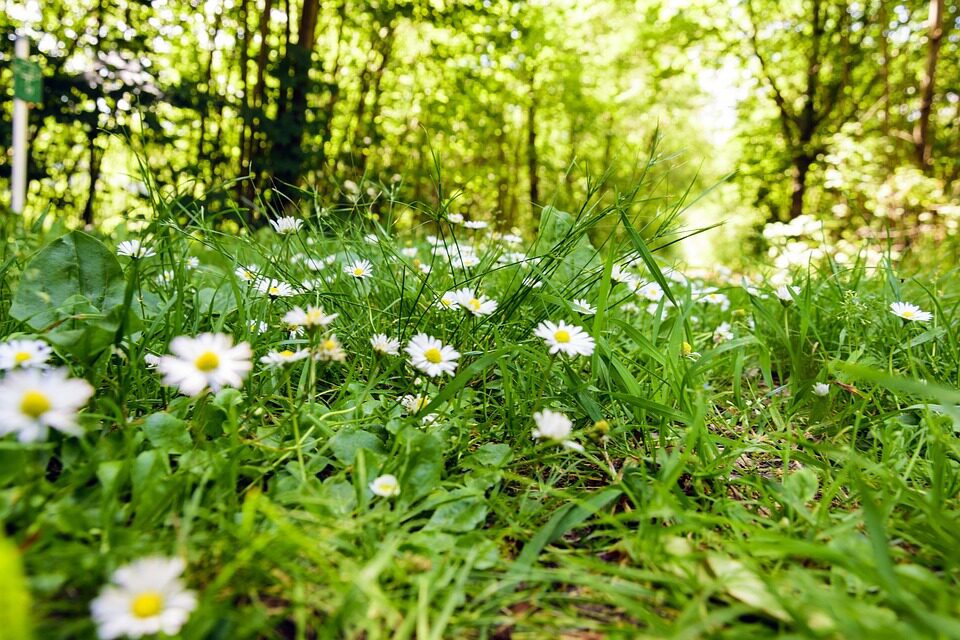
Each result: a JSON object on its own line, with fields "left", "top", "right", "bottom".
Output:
{"left": 20, "top": 390, "right": 51, "bottom": 419}
{"left": 322, "top": 339, "right": 337, "bottom": 351}
{"left": 554, "top": 330, "right": 571, "bottom": 343}
{"left": 194, "top": 351, "right": 220, "bottom": 372}
{"left": 440, "top": 298, "right": 452, "bottom": 307}
{"left": 353, "top": 267, "right": 364, "bottom": 276}
{"left": 424, "top": 347, "right": 443, "bottom": 363}
{"left": 467, "top": 298, "right": 482, "bottom": 311}
{"left": 305, "top": 310, "right": 323, "bottom": 324}
{"left": 902, "top": 310, "right": 914, "bottom": 318}
{"left": 279, "top": 350, "right": 294, "bottom": 358}
{"left": 682, "top": 341, "right": 693, "bottom": 355}
{"left": 14, "top": 351, "right": 32, "bottom": 364}
{"left": 130, "top": 591, "right": 164, "bottom": 619}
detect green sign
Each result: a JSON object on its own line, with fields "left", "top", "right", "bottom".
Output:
{"left": 13, "top": 59, "right": 42, "bottom": 103}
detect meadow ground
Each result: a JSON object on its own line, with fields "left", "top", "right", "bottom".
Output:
{"left": 1, "top": 183, "right": 959, "bottom": 639}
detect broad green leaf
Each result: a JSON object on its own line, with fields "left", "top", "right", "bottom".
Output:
{"left": 329, "top": 428, "right": 386, "bottom": 465}
{"left": 142, "top": 412, "right": 193, "bottom": 454}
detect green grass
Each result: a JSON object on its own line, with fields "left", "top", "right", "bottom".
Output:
{"left": 1, "top": 174, "right": 959, "bottom": 640}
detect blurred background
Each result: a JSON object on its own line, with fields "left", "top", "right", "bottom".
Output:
{"left": 1, "top": 0, "right": 958, "bottom": 265}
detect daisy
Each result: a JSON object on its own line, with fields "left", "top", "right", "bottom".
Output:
{"left": 144, "top": 353, "right": 161, "bottom": 368}
{"left": 185, "top": 256, "right": 200, "bottom": 270}
{"left": 369, "top": 474, "right": 400, "bottom": 497}
{"left": 0, "top": 368, "right": 94, "bottom": 442}
{"left": 90, "top": 556, "right": 197, "bottom": 640}
{"left": 701, "top": 291, "right": 731, "bottom": 310}
{"left": 447, "top": 213, "right": 465, "bottom": 224}
{"left": 255, "top": 278, "right": 297, "bottom": 298}
{"left": 453, "top": 288, "right": 498, "bottom": 316}
{"left": 0, "top": 339, "right": 53, "bottom": 370}
{"left": 283, "top": 306, "right": 338, "bottom": 330}
{"left": 712, "top": 322, "right": 734, "bottom": 344}
{"left": 812, "top": 382, "right": 830, "bottom": 397}
{"left": 370, "top": 334, "right": 400, "bottom": 356}
{"left": 502, "top": 233, "right": 523, "bottom": 245}
{"left": 116, "top": 239, "right": 156, "bottom": 259}
{"left": 610, "top": 264, "right": 637, "bottom": 288}
{"left": 401, "top": 247, "right": 418, "bottom": 258}
{"left": 248, "top": 320, "right": 270, "bottom": 334}
{"left": 156, "top": 270, "right": 175, "bottom": 285}
{"left": 464, "top": 220, "right": 488, "bottom": 230}
{"left": 775, "top": 285, "right": 798, "bottom": 303}
{"left": 636, "top": 282, "right": 665, "bottom": 302}
{"left": 157, "top": 333, "right": 252, "bottom": 396}
{"left": 437, "top": 291, "right": 458, "bottom": 311}
{"left": 314, "top": 335, "right": 347, "bottom": 362}
{"left": 259, "top": 349, "right": 309, "bottom": 368}
{"left": 344, "top": 259, "right": 374, "bottom": 279}
{"left": 270, "top": 216, "right": 303, "bottom": 234}
{"left": 452, "top": 253, "right": 480, "bottom": 269}
{"left": 405, "top": 334, "right": 460, "bottom": 377}
{"left": 534, "top": 320, "right": 595, "bottom": 357}
{"left": 890, "top": 301, "right": 933, "bottom": 323}
{"left": 571, "top": 299, "right": 596, "bottom": 315}
{"left": 302, "top": 257, "right": 327, "bottom": 272}
{"left": 532, "top": 409, "right": 584, "bottom": 452}
{"left": 235, "top": 264, "right": 258, "bottom": 282}
{"left": 401, "top": 394, "right": 430, "bottom": 414}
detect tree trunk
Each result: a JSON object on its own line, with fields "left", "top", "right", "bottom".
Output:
{"left": 789, "top": 154, "right": 813, "bottom": 220}
{"left": 270, "top": 0, "right": 321, "bottom": 192}
{"left": 82, "top": 130, "right": 102, "bottom": 227}
{"left": 527, "top": 92, "right": 539, "bottom": 215}
{"left": 914, "top": 0, "right": 944, "bottom": 170}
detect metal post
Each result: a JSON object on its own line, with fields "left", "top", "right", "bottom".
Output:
{"left": 11, "top": 37, "right": 29, "bottom": 214}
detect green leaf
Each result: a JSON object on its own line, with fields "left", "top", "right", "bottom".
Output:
{"left": 10, "top": 231, "right": 125, "bottom": 330}
{"left": 398, "top": 431, "right": 443, "bottom": 504}
{"left": 142, "top": 412, "right": 193, "bottom": 454}
{"left": 328, "top": 428, "right": 386, "bottom": 465}
{"left": 464, "top": 443, "right": 512, "bottom": 468}
{"left": 424, "top": 495, "right": 489, "bottom": 533}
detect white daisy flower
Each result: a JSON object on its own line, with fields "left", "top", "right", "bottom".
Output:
{"left": 447, "top": 213, "right": 465, "bottom": 224}
{"left": 156, "top": 270, "right": 175, "bottom": 285}
{"left": 255, "top": 278, "right": 297, "bottom": 298}
{"left": 775, "top": 285, "right": 798, "bottom": 303}
{"left": 314, "top": 335, "right": 347, "bottom": 362}
{"left": 344, "top": 259, "right": 374, "bottom": 279}
{"left": 157, "top": 333, "right": 252, "bottom": 396}
{"left": 144, "top": 353, "right": 161, "bottom": 368}
{"left": 453, "top": 288, "right": 498, "bottom": 316}
{"left": 90, "top": 556, "right": 197, "bottom": 640}
{"left": 370, "top": 334, "right": 400, "bottom": 356}
{"left": 890, "top": 301, "right": 933, "bottom": 323}
{"left": 701, "top": 291, "right": 731, "bottom": 310}
{"left": 116, "top": 239, "right": 156, "bottom": 259}
{"left": 185, "top": 256, "right": 200, "bottom": 270}
{"left": 437, "top": 291, "right": 458, "bottom": 311}
{"left": 364, "top": 233, "right": 380, "bottom": 245}
{"left": 502, "top": 233, "right": 523, "bottom": 245}
{"left": 571, "top": 299, "right": 596, "bottom": 315}
{"left": 235, "top": 265, "right": 258, "bottom": 282}
{"left": 533, "top": 320, "right": 595, "bottom": 357}
{"left": 713, "top": 322, "right": 734, "bottom": 344}
{"left": 405, "top": 334, "right": 460, "bottom": 377}
{"left": 0, "top": 339, "right": 53, "bottom": 370}
{"left": 610, "top": 264, "right": 637, "bottom": 287}
{"left": 452, "top": 253, "right": 480, "bottom": 269}
{"left": 370, "top": 474, "right": 400, "bottom": 497}
{"left": 532, "top": 409, "right": 584, "bottom": 452}
{"left": 464, "top": 220, "right": 488, "bottom": 230}
{"left": 636, "top": 282, "right": 665, "bottom": 302}
{"left": 248, "top": 320, "right": 270, "bottom": 334}
{"left": 401, "top": 247, "right": 418, "bottom": 258}
{"left": 259, "top": 349, "right": 309, "bottom": 368}
{"left": 0, "top": 367, "right": 94, "bottom": 442}
{"left": 401, "top": 394, "right": 430, "bottom": 414}
{"left": 303, "top": 257, "right": 327, "bottom": 272}
{"left": 812, "top": 382, "right": 830, "bottom": 397}
{"left": 270, "top": 216, "right": 303, "bottom": 234}
{"left": 522, "top": 276, "right": 543, "bottom": 289}
{"left": 283, "top": 306, "right": 338, "bottom": 330}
